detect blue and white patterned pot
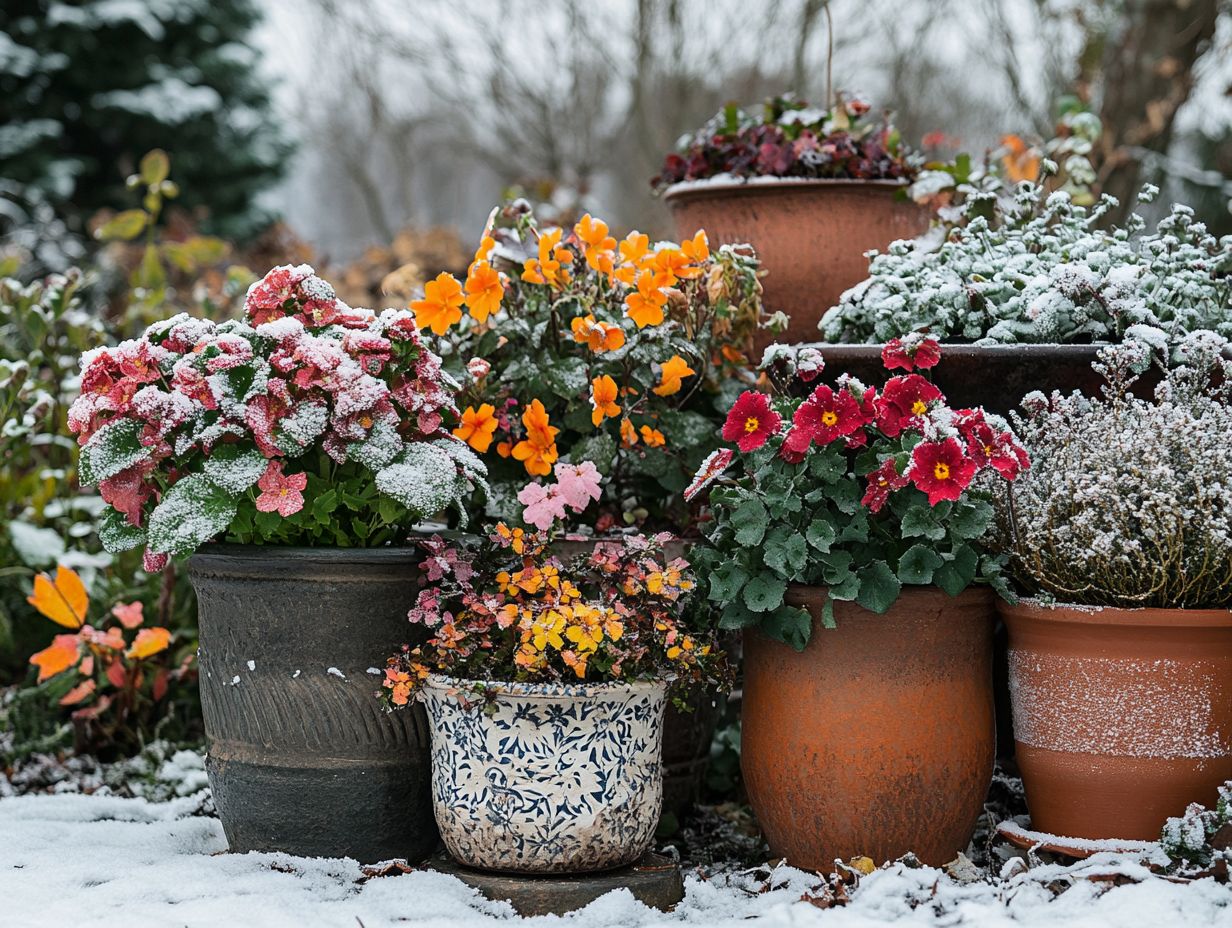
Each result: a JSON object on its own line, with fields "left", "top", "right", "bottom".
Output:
{"left": 421, "top": 675, "right": 667, "bottom": 873}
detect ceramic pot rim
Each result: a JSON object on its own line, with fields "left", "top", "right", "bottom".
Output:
{"left": 998, "top": 597, "right": 1232, "bottom": 628}
{"left": 188, "top": 532, "right": 478, "bottom": 570}
{"left": 423, "top": 674, "right": 668, "bottom": 701}
{"left": 661, "top": 176, "right": 910, "bottom": 203}
{"left": 774, "top": 342, "right": 1112, "bottom": 360}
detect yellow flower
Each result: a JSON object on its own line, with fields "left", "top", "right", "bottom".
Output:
{"left": 652, "top": 354, "right": 696, "bottom": 397}
{"left": 410, "top": 272, "right": 465, "bottom": 335}
{"left": 453, "top": 403, "right": 498, "bottom": 453}
{"left": 531, "top": 611, "right": 566, "bottom": 651}
{"left": 590, "top": 375, "right": 621, "bottom": 427}
{"left": 464, "top": 261, "right": 503, "bottom": 323}
{"left": 624, "top": 270, "right": 668, "bottom": 328}
{"left": 639, "top": 425, "right": 666, "bottom": 447}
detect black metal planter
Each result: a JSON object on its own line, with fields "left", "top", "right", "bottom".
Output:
{"left": 188, "top": 544, "right": 437, "bottom": 863}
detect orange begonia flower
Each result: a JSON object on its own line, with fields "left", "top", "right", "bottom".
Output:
{"left": 590, "top": 375, "right": 621, "bottom": 427}
{"left": 30, "top": 633, "right": 82, "bottom": 682}
{"left": 625, "top": 270, "right": 669, "bottom": 328}
{"left": 640, "top": 425, "right": 666, "bottom": 447}
{"left": 411, "top": 272, "right": 465, "bottom": 335}
{"left": 511, "top": 399, "right": 560, "bottom": 476}
{"left": 27, "top": 566, "right": 88, "bottom": 629}
{"left": 570, "top": 314, "right": 626, "bottom": 353}
{"left": 653, "top": 354, "right": 696, "bottom": 397}
{"left": 127, "top": 626, "right": 172, "bottom": 660}
{"left": 464, "top": 261, "right": 504, "bottom": 323}
{"left": 453, "top": 403, "right": 499, "bottom": 452}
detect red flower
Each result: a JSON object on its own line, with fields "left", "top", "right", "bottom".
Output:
{"left": 722, "top": 391, "right": 781, "bottom": 452}
{"left": 955, "top": 408, "right": 1029, "bottom": 480}
{"left": 685, "top": 448, "right": 735, "bottom": 502}
{"left": 861, "top": 458, "right": 908, "bottom": 513}
{"left": 908, "top": 438, "right": 977, "bottom": 505}
{"left": 245, "top": 264, "right": 313, "bottom": 326}
{"left": 778, "top": 426, "right": 812, "bottom": 463}
{"left": 877, "top": 374, "right": 942, "bottom": 437}
{"left": 255, "top": 460, "right": 308, "bottom": 516}
{"left": 792, "top": 384, "right": 863, "bottom": 448}
{"left": 882, "top": 336, "right": 942, "bottom": 372}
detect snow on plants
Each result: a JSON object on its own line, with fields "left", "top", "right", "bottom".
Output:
{"left": 67, "top": 264, "right": 487, "bottom": 564}
{"left": 687, "top": 339, "right": 1025, "bottom": 649}
{"left": 821, "top": 179, "right": 1232, "bottom": 346}
{"left": 419, "top": 201, "right": 765, "bottom": 531}
{"left": 994, "top": 333, "right": 1232, "bottom": 608}
{"left": 653, "top": 93, "right": 919, "bottom": 189}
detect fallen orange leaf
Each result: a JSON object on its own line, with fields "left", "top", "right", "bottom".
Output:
{"left": 30, "top": 634, "right": 82, "bottom": 682}
{"left": 27, "top": 566, "right": 89, "bottom": 629}
{"left": 127, "top": 626, "right": 172, "bottom": 660}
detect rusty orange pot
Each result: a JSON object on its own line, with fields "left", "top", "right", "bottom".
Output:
{"left": 741, "top": 585, "right": 995, "bottom": 869}
{"left": 1001, "top": 600, "right": 1232, "bottom": 841}
{"left": 662, "top": 179, "right": 929, "bottom": 349}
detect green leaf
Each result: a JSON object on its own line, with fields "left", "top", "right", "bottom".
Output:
{"left": 312, "top": 489, "right": 340, "bottom": 525}
{"left": 708, "top": 562, "right": 750, "bottom": 603}
{"left": 897, "top": 544, "right": 945, "bottom": 585}
{"left": 542, "top": 356, "right": 589, "bottom": 400}
{"left": 202, "top": 445, "right": 267, "bottom": 495}
{"left": 96, "top": 209, "right": 147, "bottom": 241}
{"left": 729, "top": 497, "right": 768, "bottom": 547}
{"left": 98, "top": 509, "right": 146, "bottom": 554}
{"left": 808, "top": 450, "right": 844, "bottom": 483}
{"left": 761, "top": 604, "right": 812, "bottom": 651}
{"left": 805, "top": 518, "right": 836, "bottom": 552}
{"left": 821, "top": 597, "right": 837, "bottom": 629}
{"left": 375, "top": 443, "right": 464, "bottom": 520}
{"left": 134, "top": 244, "right": 166, "bottom": 290}
{"left": 829, "top": 570, "right": 860, "bottom": 600}
{"left": 901, "top": 504, "right": 946, "bottom": 541}
{"left": 949, "top": 500, "right": 995, "bottom": 540}
{"left": 763, "top": 526, "right": 808, "bottom": 576}
{"left": 147, "top": 475, "right": 238, "bottom": 557}
{"left": 140, "top": 149, "right": 170, "bottom": 186}
{"left": 568, "top": 431, "right": 617, "bottom": 473}
{"left": 742, "top": 573, "right": 787, "bottom": 613}
{"left": 78, "top": 419, "right": 147, "bottom": 485}
{"left": 717, "top": 600, "right": 760, "bottom": 630}
{"left": 856, "top": 560, "right": 901, "bottom": 614}
{"left": 935, "top": 546, "right": 979, "bottom": 596}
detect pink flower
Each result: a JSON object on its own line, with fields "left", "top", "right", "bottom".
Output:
{"left": 111, "top": 602, "right": 144, "bottom": 629}
{"left": 245, "top": 264, "right": 314, "bottom": 326}
{"left": 255, "top": 460, "right": 308, "bottom": 516}
{"left": 553, "top": 461, "right": 602, "bottom": 512}
{"left": 518, "top": 482, "right": 567, "bottom": 531}
{"left": 143, "top": 550, "right": 169, "bottom": 573}
{"left": 467, "top": 357, "right": 491, "bottom": 380}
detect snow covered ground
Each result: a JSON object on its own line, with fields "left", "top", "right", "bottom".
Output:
{"left": 1, "top": 751, "right": 1229, "bottom": 928}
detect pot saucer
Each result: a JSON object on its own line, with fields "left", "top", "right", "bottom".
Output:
{"left": 996, "top": 821, "right": 1159, "bottom": 859}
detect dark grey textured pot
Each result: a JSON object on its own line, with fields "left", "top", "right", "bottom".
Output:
{"left": 188, "top": 544, "right": 437, "bottom": 863}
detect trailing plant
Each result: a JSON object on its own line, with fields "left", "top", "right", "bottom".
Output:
{"left": 687, "top": 337, "right": 1026, "bottom": 649}
{"left": 1160, "top": 782, "right": 1232, "bottom": 874}
{"left": 382, "top": 503, "right": 727, "bottom": 705}
{"left": 993, "top": 334, "right": 1232, "bottom": 609}
{"left": 421, "top": 201, "right": 765, "bottom": 530}
{"left": 652, "top": 93, "right": 918, "bottom": 190}
{"left": 820, "top": 182, "right": 1232, "bottom": 346}
{"left": 68, "top": 263, "right": 487, "bottom": 568}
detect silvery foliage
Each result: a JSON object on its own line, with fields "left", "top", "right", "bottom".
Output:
{"left": 821, "top": 183, "right": 1232, "bottom": 347}
{"left": 995, "top": 332, "right": 1232, "bottom": 608}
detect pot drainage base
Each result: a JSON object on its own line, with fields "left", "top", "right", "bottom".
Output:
{"left": 424, "top": 851, "right": 684, "bottom": 916}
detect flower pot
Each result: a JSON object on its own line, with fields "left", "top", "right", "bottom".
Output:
{"left": 421, "top": 676, "right": 667, "bottom": 873}
{"left": 188, "top": 544, "right": 437, "bottom": 862}
{"left": 663, "top": 179, "right": 928, "bottom": 349}
{"left": 1001, "top": 600, "right": 1232, "bottom": 841}
{"left": 741, "top": 585, "right": 995, "bottom": 869}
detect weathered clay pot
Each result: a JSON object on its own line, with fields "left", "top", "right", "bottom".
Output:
{"left": 663, "top": 179, "right": 929, "bottom": 348}
{"left": 551, "top": 536, "right": 721, "bottom": 817}
{"left": 188, "top": 545, "right": 437, "bottom": 862}
{"left": 742, "top": 585, "right": 995, "bottom": 869}
{"left": 422, "top": 676, "right": 666, "bottom": 873}
{"left": 1001, "top": 600, "right": 1232, "bottom": 841}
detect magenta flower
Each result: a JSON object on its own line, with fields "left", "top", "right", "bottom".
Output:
{"left": 255, "top": 461, "right": 308, "bottom": 516}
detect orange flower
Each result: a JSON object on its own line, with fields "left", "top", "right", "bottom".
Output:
{"left": 620, "top": 417, "right": 638, "bottom": 447}
{"left": 521, "top": 227, "right": 572, "bottom": 289}
{"left": 625, "top": 270, "right": 669, "bottom": 328}
{"left": 653, "top": 354, "right": 696, "bottom": 397}
{"left": 473, "top": 233, "right": 496, "bottom": 266}
{"left": 464, "top": 261, "right": 503, "bottom": 323}
{"left": 1000, "top": 134, "right": 1041, "bottom": 184}
{"left": 651, "top": 246, "right": 699, "bottom": 281}
{"left": 640, "top": 425, "right": 666, "bottom": 447}
{"left": 411, "top": 272, "right": 465, "bottom": 335}
{"left": 680, "top": 229, "right": 710, "bottom": 264}
{"left": 511, "top": 399, "right": 559, "bottom": 476}
{"left": 618, "top": 231, "right": 650, "bottom": 266}
{"left": 30, "top": 633, "right": 81, "bottom": 682}
{"left": 570, "top": 314, "right": 626, "bottom": 353}
{"left": 590, "top": 375, "right": 621, "bottom": 426}
{"left": 27, "top": 566, "right": 88, "bottom": 629}
{"left": 574, "top": 213, "right": 617, "bottom": 273}
{"left": 453, "top": 403, "right": 499, "bottom": 452}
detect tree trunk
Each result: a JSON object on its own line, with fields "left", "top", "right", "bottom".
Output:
{"left": 1096, "top": 0, "right": 1220, "bottom": 222}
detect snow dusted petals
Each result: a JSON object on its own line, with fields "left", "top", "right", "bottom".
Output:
{"left": 254, "top": 461, "right": 308, "bottom": 517}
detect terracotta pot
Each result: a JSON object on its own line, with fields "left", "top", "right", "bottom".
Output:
{"left": 188, "top": 544, "right": 438, "bottom": 862}
{"left": 663, "top": 179, "right": 928, "bottom": 349}
{"left": 1001, "top": 600, "right": 1232, "bottom": 841}
{"left": 741, "top": 585, "right": 995, "bottom": 869}
{"left": 421, "top": 676, "right": 667, "bottom": 874}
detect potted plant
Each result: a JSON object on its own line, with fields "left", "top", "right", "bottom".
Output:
{"left": 380, "top": 502, "right": 727, "bottom": 874}
{"left": 992, "top": 334, "right": 1232, "bottom": 841}
{"left": 68, "top": 264, "right": 487, "bottom": 862}
{"left": 804, "top": 113, "right": 1231, "bottom": 414}
{"left": 653, "top": 94, "right": 928, "bottom": 347}
{"left": 419, "top": 201, "right": 764, "bottom": 810}
{"left": 685, "top": 337, "right": 1026, "bottom": 869}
